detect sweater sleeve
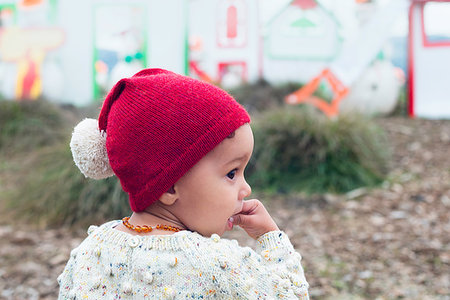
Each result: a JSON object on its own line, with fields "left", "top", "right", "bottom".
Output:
{"left": 219, "top": 231, "right": 309, "bottom": 299}
{"left": 57, "top": 248, "right": 76, "bottom": 300}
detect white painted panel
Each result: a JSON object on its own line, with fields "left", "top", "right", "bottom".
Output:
{"left": 148, "top": 0, "right": 187, "bottom": 74}
{"left": 413, "top": 5, "right": 450, "bottom": 119}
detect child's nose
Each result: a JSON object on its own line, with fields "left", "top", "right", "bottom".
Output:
{"left": 239, "top": 179, "right": 252, "bottom": 200}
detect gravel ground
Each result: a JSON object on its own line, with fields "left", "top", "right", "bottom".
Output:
{"left": 0, "top": 116, "right": 449, "bottom": 300}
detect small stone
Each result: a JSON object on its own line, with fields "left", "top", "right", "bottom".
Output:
{"left": 391, "top": 183, "right": 403, "bottom": 193}
{"left": 343, "top": 274, "right": 353, "bottom": 282}
{"left": 408, "top": 142, "right": 421, "bottom": 152}
{"left": 346, "top": 188, "right": 367, "bottom": 199}
{"left": 390, "top": 211, "right": 407, "bottom": 219}
{"left": 16, "top": 261, "right": 41, "bottom": 276}
{"left": 370, "top": 214, "right": 385, "bottom": 226}
{"left": 359, "top": 270, "right": 373, "bottom": 279}
{"left": 440, "top": 195, "right": 450, "bottom": 207}
{"left": 10, "top": 232, "right": 36, "bottom": 246}
{"left": 50, "top": 253, "right": 68, "bottom": 267}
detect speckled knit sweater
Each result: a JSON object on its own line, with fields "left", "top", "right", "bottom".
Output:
{"left": 58, "top": 220, "right": 309, "bottom": 299}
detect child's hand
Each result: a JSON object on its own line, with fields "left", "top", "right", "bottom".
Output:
{"left": 231, "top": 199, "right": 279, "bottom": 239}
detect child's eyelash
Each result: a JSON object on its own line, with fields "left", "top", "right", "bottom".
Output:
{"left": 227, "top": 168, "right": 238, "bottom": 179}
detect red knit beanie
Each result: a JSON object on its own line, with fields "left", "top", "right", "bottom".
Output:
{"left": 70, "top": 68, "right": 250, "bottom": 212}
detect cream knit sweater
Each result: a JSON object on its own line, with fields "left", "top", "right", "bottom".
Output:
{"left": 58, "top": 220, "right": 309, "bottom": 299}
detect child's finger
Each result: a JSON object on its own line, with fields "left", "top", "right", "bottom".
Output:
{"left": 230, "top": 214, "right": 250, "bottom": 226}
{"left": 238, "top": 199, "right": 260, "bottom": 215}
{"left": 231, "top": 199, "right": 279, "bottom": 239}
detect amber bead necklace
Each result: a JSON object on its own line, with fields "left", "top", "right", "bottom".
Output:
{"left": 122, "top": 217, "right": 182, "bottom": 233}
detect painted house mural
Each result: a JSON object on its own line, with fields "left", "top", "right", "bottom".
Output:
{"left": 263, "top": 0, "right": 342, "bottom": 83}
{"left": 0, "top": 0, "right": 64, "bottom": 101}
{"left": 0, "top": 0, "right": 187, "bottom": 106}
{"left": 188, "top": 0, "right": 260, "bottom": 88}
{"left": 0, "top": 0, "right": 447, "bottom": 119}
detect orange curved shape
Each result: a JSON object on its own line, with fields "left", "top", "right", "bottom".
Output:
{"left": 285, "top": 68, "right": 348, "bottom": 118}
{"left": 189, "top": 61, "right": 214, "bottom": 83}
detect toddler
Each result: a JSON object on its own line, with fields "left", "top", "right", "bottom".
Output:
{"left": 58, "top": 68, "right": 309, "bottom": 299}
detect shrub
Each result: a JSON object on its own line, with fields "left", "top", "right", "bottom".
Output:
{"left": 5, "top": 142, "right": 130, "bottom": 227}
{"left": 247, "top": 107, "right": 390, "bottom": 193}
{"left": 0, "top": 99, "right": 130, "bottom": 227}
{"left": 228, "top": 80, "right": 303, "bottom": 114}
{"left": 0, "top": 100, "right": 67, "bottom": 154}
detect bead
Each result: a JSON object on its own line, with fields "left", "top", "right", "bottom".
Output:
{"left": 286, "top": 258, "right": 299, "bottom": 270}
{"left": 122, "top": 217, "right": 181, "bottom": 233}
{"left": 244, "top": 278, "right": 255, "bottom": 291}
{"left": 210, "top": 234, "right": 220, "bottom": 242}
{"left": 290, "top": 274, "right": 302, "bottom": 286}
{"left": 94, "top": 247, "right": 101, "bottom": 257}
{"left": 279, "top": 279, "right": 291, "bottom": 289}
{"left": 169, "top": 256, "right": 178, "bottom": 267}
{"left": 106, "top": 266, "right": 114, "bottom": 277}
{"left": 143, "top": 272, "right": 153, "bottom": 284}
{"left": 163, "top": 286, "right": 176, "bottom": 299}
{"left": 70, "top": 248, "right": 78, "bottom": 258}
{"left": 218, "top": 257, "right": 227, "bottom": 269}
{"left": 87, "top": 225, "right": 98, "bottom": 235}
{"left": 122, "top": 281, "right": 133, "bottom": 294}
{"left": 262, "top": 250, "right": 271, "bottom": 260}
{"left": 242, "top": 247, "right": 252, "bottom": 258}
{"left": 91, "top": 275, "right": 102, "bottom": 289}
{"left": 128, "top": 236, "right": 140, "bottom": 248}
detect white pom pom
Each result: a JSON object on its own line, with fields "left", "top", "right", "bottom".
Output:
{"left": 70, "top": 118, "right": 114, "bottom": 179}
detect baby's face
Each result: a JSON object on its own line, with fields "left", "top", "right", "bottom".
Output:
{"left": 171, "top": 123, "right": 254, "bottom": 236}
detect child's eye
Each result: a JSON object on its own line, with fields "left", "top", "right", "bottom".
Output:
{"left": 227, "top": 169, "right": 237, "bottom": 179}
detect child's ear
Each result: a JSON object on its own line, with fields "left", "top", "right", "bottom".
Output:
{"left": 158, "top": 185, "right": 178, "bottom": 206}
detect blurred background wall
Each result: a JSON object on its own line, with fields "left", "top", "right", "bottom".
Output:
{"left": 0, "top": 0, "right": 449, "bottom": 117}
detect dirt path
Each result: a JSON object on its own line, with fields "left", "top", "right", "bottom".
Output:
{"left": 1, "top": 117, "right": 449, "bottom": 299}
